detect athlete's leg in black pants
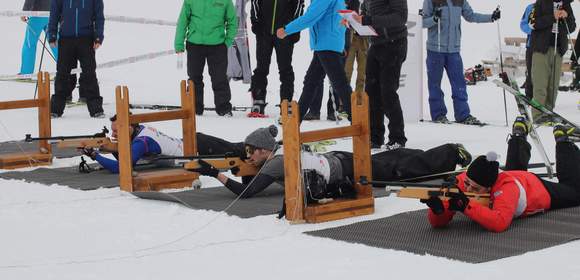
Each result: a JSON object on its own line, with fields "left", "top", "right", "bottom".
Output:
{"left": 504, "top": 135, "right": 532, "bottom": 171}
{"left": 543, "top": 142, "right": 580, "bottom": 209}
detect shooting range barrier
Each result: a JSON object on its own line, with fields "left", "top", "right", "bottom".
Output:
{"left": 305, "top": 207, "right": 580, "bottom": 263}
{"left": 0, "top": 72, "right": 52, "bottom": 169}
{"left": 116, "top": 80, "right": 198, "bottom": 192}
{"left": 280, "top": 92, "right": 373, "bottom": 224}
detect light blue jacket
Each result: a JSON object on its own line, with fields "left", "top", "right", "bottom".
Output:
{"left": 422, "top": 0, "right": 492, "bottom": 53}
{"left": 284, "top": 0, "right": 346, "bottom": 53}
{"left": 520, "top": 3, "right": 534, "bottom": 48}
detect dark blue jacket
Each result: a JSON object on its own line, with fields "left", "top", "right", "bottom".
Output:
{"left": 48, "top": 0, "right": 105, "bottom": 44}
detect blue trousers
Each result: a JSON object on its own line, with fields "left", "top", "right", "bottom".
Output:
{"left": 426, "top": 50, "right": 471, "bottom": 122}
{"left": 20, "top": 17, "right": 58, "bottom": 74}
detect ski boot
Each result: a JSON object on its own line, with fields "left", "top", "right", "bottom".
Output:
{"left": 456, "top": 143, "right": 472, "bottom": 167}
{"left": 553, "top": 124, "right": 576, "bottom": 143}
{"left": 512, "top": 115, "right": 530, "bottom": 138}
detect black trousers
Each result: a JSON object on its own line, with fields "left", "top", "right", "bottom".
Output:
{"left": 250, "top": 34, "right": 295, "bottom": 102}
{"left": 298, "top": 51, "right": 352, "bottom": 121}
{"left": 307, "top": 53, "right": 347, "bottom": 116}
{"left": 196, "top": 132, "right": 244, "bottom": 156}
{"left": 366, "top": 38, "right": 407, "bottom": 145}
{"left": 329, "top": 143, "right": 460, "bottom": 184}
{"left": 52, "top": 37, "right": 103, "bottom": 116}
{"left": 505, "top": 136, "right": 580, "bottom": 209}
{"left": 186, "top": 42, "right": 232, "bottom": 114}
{"left": 524, "top": 47, "right": 534, "bottom": 99}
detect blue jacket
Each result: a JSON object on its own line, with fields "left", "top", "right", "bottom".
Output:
{"left": 48, "top": 0, "right": 105, "bottom": 43}
{"left": 520, "top": 3, "right": 533, "bottom": 48}
{"left": 95, "top": 133, "right": 162, "bottom": 173}
{"left": 284, "top": 0, "right": 346, "bottom": 53}
{"left": 422, "top": 0, "right": 492, "bottom": 53}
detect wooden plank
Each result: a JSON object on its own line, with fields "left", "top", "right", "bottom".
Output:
{"left": 282, "top": 100, "right": 305, "bottom": 222}
{"left": 181, "top": 80, "right": 196, "bottom": 158}
{"left": 130, "top": 110, "right": 188, "bottom": 124}
{"left": 38, "top": 72, "right": 52, "bottom": 154}
{"left": 304, "top": 197, "right": 374, "bottom": 223}
{"left": 504, "top": 37, "right": 526, "bottom": 46}
{"left": 132, "top": 169, "right": 199, "bottom": 191}
{"left": 300, "top": 125, "right": 361, "bottom": 143}
{"left": 116, "top": 86, "right": 134, "bottom": 192}
{"left": 397, "top": 187, "right": 490, "bottom": 206}
{"left": 0, "top": 153, "right": 52, "bottom": 169}
{"left": 0, "top": 99, "right": 39, "bottom": 110}
{"left": 351, "top": 92, "right": 373, "bottom": 198}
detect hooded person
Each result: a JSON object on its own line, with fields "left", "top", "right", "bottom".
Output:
{"left": 422, "top": 117, "right": 580, "bottom": 232}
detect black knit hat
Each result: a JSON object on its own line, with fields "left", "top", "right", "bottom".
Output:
{"left": 466, "top": 152, "right": 499, "bottom": 188}
{"left": 244, "top": 125, "right": 278, "bottom": 150}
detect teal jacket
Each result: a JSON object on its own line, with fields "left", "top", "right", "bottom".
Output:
{"left": 174, "top": 0, "right": 238, "bottom": 51}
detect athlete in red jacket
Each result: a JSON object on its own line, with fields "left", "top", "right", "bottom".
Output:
{"left": 422, "top": 117, "right": 580, "bottom": 232}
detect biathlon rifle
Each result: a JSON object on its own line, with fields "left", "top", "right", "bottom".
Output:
{"left": 25, "top": 127, "right": 117, "bottom": 152}
{"left": 155, "top": 152, "right": 258, "bottom": 177}
{"left": 360, "top": 176, "right": 490, "bottom": 206}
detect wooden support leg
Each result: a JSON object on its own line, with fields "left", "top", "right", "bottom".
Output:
{"left": 282, "top": 100, "right": 305, "bottom": 223}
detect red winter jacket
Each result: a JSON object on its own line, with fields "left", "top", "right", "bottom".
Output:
{"left": 427, "top": 171, "right": 551, "bottom": 232}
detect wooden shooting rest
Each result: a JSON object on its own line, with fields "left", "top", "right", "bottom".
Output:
{"left": 115, "top": 80, "right": 198, "bottom": 192}
{"left": 0, "top": 72, "right": 52, "bottom": 169}
{"left": 280, "top": 92, "right": 373, "bottom": 223}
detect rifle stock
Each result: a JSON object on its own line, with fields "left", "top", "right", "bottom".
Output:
{"left": 397, "top": 187, "right": 490, "bottom": 206}
{"left": 183, "top": 157, "right": 258, "bottom": 177}
{"left": 56, "top": 137, "right": 118, "bottom": 152}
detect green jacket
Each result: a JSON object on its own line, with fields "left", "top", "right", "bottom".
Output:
{"left": 174, "top": 0, "right": 238, "bottom": 51}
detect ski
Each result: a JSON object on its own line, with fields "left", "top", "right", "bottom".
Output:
{"left": 129, "top": 103, "right": 253, "bottom": 112}
{"left": 492, "top": 78, "right": 580, "bottom": 131}
{"left": 494, "top": 74, "right": 556, "bottom": 177}
{"left": 419, "top": 119, "right": 490, "bottom": 127}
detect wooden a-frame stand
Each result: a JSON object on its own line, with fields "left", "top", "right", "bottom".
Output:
{"left": 0, "top": 72, "right": 52, "bottom": 169}
{"left": 116, "top": 80, "right": 198, "bottom": 192}
{"left": 280, "top": 92, "right": 373, "bottom": 223}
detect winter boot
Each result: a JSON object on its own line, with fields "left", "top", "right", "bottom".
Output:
{"left": 458, "top": 115, "right": 484, "bottom": 126}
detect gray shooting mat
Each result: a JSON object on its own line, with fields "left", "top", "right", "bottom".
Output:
{"left": 133, "top": 186, "right": 391, "bottom": 219}
{"left": 305, "top": 207, "right": 580, "bottom": 263}
{"left": 0, "top": 141, "right": 79, "bottom": 158}
{"left": 0, "top": 164, "right": 119, "bottom": 190}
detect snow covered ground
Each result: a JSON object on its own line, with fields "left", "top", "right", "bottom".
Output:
{"left": 0, "top": 1, "right": 579, "bottom": 279}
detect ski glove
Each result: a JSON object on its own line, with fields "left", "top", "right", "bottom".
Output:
{"left": 433, "top": 8, "right": 442, "bottom": 23}
{"left": 80, "top": 147, "right": 97, "bottom": 160}
{"left": 491, "top": 8, "right": 501, "bottom": 22}
{"left": 420, "top": 197, "right": 445, "bottom": 215}
{"left": 191, "top": 159, "right": 219, "bottom": 178}
{"left": 448, "top": 189, "right": 470, "bottom": 212}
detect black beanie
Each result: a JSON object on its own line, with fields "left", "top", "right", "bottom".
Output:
{"left": 466, "top": 152, "right": 499, "bottom": 188}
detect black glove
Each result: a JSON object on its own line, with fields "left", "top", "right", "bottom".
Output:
{"left": 433, "top": 8, "right": 442, "bottom": 23}
{"left": 420, "top": 197, "right": 445, "bottom": 215}
{"left": 448, "top": 188, "right": 470, "bottom": 212}
{"left": 191, "top": 159, "right": 219, "bottom": 178}
{"left": 80, "top": 147, "right": 97, "bottom": 160}
{"left": 491, "top": 8, "right": 501, "bottom": 22}
{"left": 251, "top": 22, "right": 260, "bottom": 34}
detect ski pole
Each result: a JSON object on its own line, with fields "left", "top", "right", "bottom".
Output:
{"left": 437, "top": 19, "right": 441, "bottom": 52}
{"left": 33, "top": 30, "right": 49, "bottom": 99}
{"left": 495, "top": 5, "right": 508, "bottom": 127}
{"left": 564, "top": 20, "right": 577, "bottom": 66}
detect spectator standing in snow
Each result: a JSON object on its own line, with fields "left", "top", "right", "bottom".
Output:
{"left": 353, "top": 0, "right": 408, "bottom": 150}
{"left": 175, "top": 0, "right": 238, "bottom": 117}
{"left": 422, "top": 0, "right": 499, "bottom": 125}
{"left": 528, "top": 0, "right": 575, "bottom": 124}
{"left": 48, "top": 0, "right": 105, "bottom": 118}
{"left": 276, "top": 0, "right": 353, "bottom": 122}
{"left": 248, "top": 0, "right": 304, "bottom": 116}
{"left": 521, "top": 2, "right": 535, "bottom": 99}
